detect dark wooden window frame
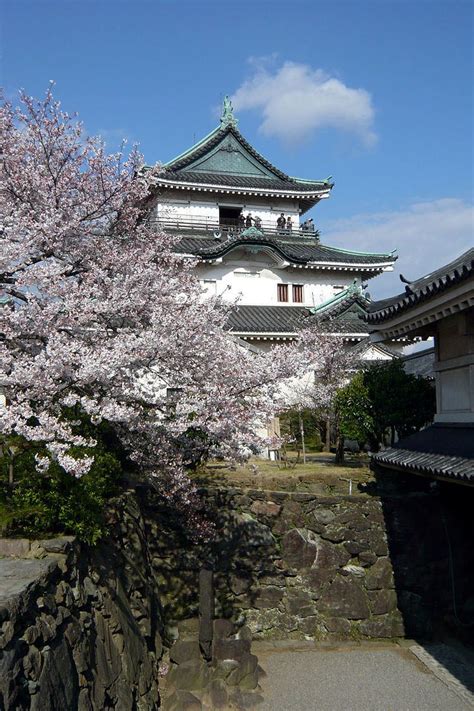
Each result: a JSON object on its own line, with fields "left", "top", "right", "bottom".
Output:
{"left": 292, "top": 284, "right": 304, "bottom": 303}
{"left": 277, "top": 284, "right": 289, "bottom": 302}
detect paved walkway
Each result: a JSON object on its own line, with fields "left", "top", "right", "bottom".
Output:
{"left": 254, "top": 641, "right": 474, "bottom": 711}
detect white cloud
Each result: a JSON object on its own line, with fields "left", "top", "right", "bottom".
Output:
{"left": 231, "top": 60, "right": 377, "bottom": 146}
{"left": 322, "top": 198, "right": 474, "bottom": 298}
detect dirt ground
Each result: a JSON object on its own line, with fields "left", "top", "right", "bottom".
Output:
{"left": 198, "top": 452, "right": 374, "bottom": 496}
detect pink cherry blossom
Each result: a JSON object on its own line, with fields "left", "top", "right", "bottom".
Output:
{"left": 0, "top": 88, "right": 342, "bottom": 523}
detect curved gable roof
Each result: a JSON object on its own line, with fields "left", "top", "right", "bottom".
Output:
{"left": 176, "top": 234, "right": 396, "bottom": 270}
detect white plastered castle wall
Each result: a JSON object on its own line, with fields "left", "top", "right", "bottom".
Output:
{"left": 196, "top": 252, "right": 359, "bottom": 307}
{"left": 151, "top": 191, "right": 301, "bottom": 226}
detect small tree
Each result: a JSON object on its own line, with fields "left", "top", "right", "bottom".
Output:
{"left": 281, "top": 330, "right": 354, "bottom": 461}
{"left": 335, "top": 372, "right": 374, "bottom": 450}
{"left": 362, "top": 360, "right": 436, "bottom": 449}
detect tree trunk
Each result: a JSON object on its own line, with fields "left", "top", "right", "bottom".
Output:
{"left": 325, "top": 415, "right": 331, "bottom": 452}
{"left": 299, "top": 411, "right": 306, "bottom": 465}
{"left": 335, "top": 434, "right": 344, "bottom": 464}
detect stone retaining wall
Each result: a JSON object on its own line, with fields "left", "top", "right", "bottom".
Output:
{"left": 0, "top": 491, "right": 163, "bottom": 711}
{"left": 141, "top": 479, "right": 474, "bottom": 643}
{"left": 1, "top": 477, "right": 472, "bottom": 709}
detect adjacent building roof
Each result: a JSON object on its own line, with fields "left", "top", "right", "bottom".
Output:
{"left": 177, "top": 232, "right": 396, "bottom": 274}
{"left": 372, "top": 424, "right": 474, "bottom": 485}
{"left": 402, "top": 347, "right": 435, "bottom": 380}
{"left": 226, "top": 283, "right": 380, "bottom": 341}
{"left": 147, "top": 98, "right": 333, "bottom": 211}
{"left": 367, "top": 248, "right": 474, "bottom": 325}
{"left": 227, "top": 304, "right": 310, "bottom": 337}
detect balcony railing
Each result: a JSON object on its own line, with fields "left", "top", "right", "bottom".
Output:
{"left": 151, "top": 213, "right": 319, "bottom": 240}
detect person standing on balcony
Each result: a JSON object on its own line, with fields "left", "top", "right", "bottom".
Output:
{"left": 276, "top": 213, "right": 286, "bottom": 232}
{"left": 254, "top": 215, "right": 262, "bottom": 230}
{"left": 307, "top": 218, "right": 315, "bottom": 232}
{"left": 245, "top": 213, "right": 253, "bottom": 228}
{"left": 238, "top": 212, "right": 245, "bottom": 231}
{"left": 286, "top": 216, "right": 293, "bottom": 233}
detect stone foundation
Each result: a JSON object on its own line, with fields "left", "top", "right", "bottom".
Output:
{"left": 0, "top": 492, "right": 163, "bottom": 711}
{"left": 141, "top": 480, "right": 474, "bottom": 643}
{"left": 1, "top": 476, "right": 473, "bottom": 709}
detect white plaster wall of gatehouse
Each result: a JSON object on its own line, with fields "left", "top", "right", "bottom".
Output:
{"left": 434, "top": 310, "right": 474, "bottom": 424}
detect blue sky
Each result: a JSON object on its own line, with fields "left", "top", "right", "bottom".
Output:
{"left": 2, "top": 0, "right": 473, "bottom": 297}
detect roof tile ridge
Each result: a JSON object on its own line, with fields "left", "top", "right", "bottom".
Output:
{"left": 164, "top": 123, "right": 226, "bottom": 171}
{"left": 318, "top": 242, "right": 397, "bottom": 260}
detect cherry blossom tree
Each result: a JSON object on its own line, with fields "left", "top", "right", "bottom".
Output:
{"left": 281, "top": 329, "right": 356, "bottom": 460}
{"left": 0, "top": 87, "right": 327, "bottom": 516}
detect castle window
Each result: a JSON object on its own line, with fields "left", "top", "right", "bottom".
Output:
{"left": 219, "top": 206, "right": 241, "bottom": 228}
{"left": 277, "top": 284, "right": 289, "bottom": 302}
{"left": 292, "top": 285, "right": 304, "bottom": 303}
{"left": 202, "top": 279, "right": 217, "bottom": 295}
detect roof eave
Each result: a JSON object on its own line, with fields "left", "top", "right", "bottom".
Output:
{"left": 152, "top": 176, "right": 332, "bottom": 200}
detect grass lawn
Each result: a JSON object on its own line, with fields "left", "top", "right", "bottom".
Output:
{"left": 197, "top": 451, "right": 374, "bottom": 495}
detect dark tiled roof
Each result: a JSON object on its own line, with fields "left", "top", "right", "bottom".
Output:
{"left": 367, "top": 249, "right": 474, "bottom": 324}
{"left": 402, "top": 347, "right": 435, "bottom": 379}
{"left": 372, "top": 424, "right": 474, "bottom": 484}
{"left": 226, "top": 305, "right": 310, "bottom": 334}
{"left": 226, "top": 302, "right": 373, "bottom": 338}
{"left": 177, "top": 235, "right": 395, "bottom": 267}
{"left": 159, "top": 170, "right": 327, "bottom": 194}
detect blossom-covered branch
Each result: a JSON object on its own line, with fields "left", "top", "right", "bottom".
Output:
{"left": 1, "top": 87, "right": 326, "bottom": 499}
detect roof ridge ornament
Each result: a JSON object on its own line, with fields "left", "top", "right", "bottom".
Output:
{"left": 220, "top": 95, "right": 238, "bottom": 129}
{"left": 240, "top": 226, "right": 264, "bottom": 238}
{"left": 348, "top": 278, "right": 363, "bottom": 295}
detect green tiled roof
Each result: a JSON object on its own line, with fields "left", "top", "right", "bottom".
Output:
{"left": 176, "top": 234, "right": 396, "bottom": 270}
{"left": 150, "top": 103, "right": 332, "bottom": 194}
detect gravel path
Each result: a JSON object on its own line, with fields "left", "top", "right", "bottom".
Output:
{"left": 254, "top": 642, "right": 474, "bottom": 711}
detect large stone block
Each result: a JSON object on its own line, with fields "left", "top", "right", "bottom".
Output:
{"left": 163, "top": 689, "right": 202, "bottom": 711}
{"left": 213, "top": 637, "right": 251, "bottom": 662}
{"left": 281, "top": 529, "right": 318, "bottom": 569}
{"left": 359, "top": 613, "right": 405, "bottom": 638}
{"left": 213, "top": 618, "right": 234, "bottom": 639}
{"left": 286, "top": 590, "right": 317, "bottom": 618}
{"left": 250, "top": 500, "right": 281, "bottom": 517}
{"left": 313, "top": 508, "right": 336, "bottom": 525}
{"left": 169, "top": 640, "right": 201, "bottom": 665}
{"left": 253, "top": 586, "right": 284, "bottom": 610}
{"left": 364, "top": 558, "right": 394, "bottom": 590}
{"left": 368, "top": 589, "right": 398, "bottom": 615}
{"left": 209, "top": 678, "right": 229, "bottom": 708}
{"left": 0, "top": 538, "right": 30, "bottom": 557}
{"left": 31, "top": 638, "right": 78, "bottom": 711}
{"left": 324, "top": 617, "right": 351, "bottom": 636}
{"left": 319, "top": 576, "right": 370, "bottom": 620}
{"left": 212, "top": 658, "right": 239, "bottom": 680}
{"left": 227, "top": 653, "right": 258, "bottom": 688}
{"left": 166, "top": 658, "right": 210, "bottom": 692}
{"left": 177, "top": 618, "right": 200, "bottom": 640}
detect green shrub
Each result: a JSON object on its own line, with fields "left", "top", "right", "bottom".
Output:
{"left": 0, "top": 411, "right": 123, "bottom": 545}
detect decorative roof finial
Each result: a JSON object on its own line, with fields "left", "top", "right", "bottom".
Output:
{"left": 220, "top": 95, "right": 238, "bottom": 128}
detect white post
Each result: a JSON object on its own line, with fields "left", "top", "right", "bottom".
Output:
{"left": 299, "top": 409, "right": 306, "bottom": 465}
